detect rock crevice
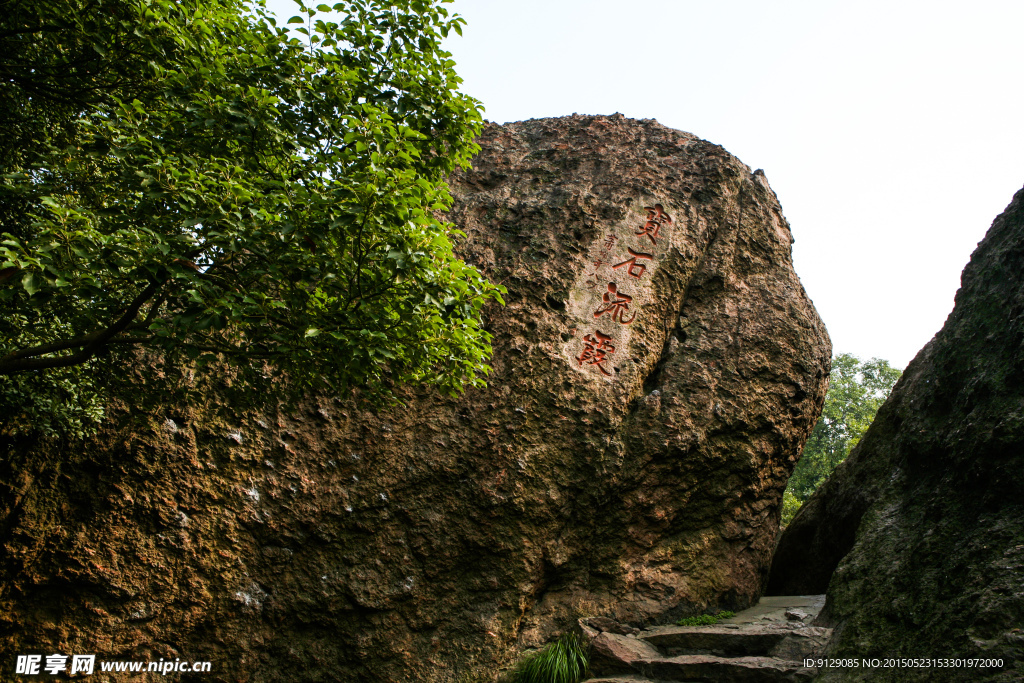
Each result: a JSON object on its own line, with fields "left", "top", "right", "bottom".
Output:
{"left": 769, "top": 183, "right": 1024, "bottom": 682}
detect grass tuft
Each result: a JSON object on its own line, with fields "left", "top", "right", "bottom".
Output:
{"left": 676, "top": 610, "right": 736, "bottom": 627}
{"left": 505, "top": 632, "right": 589, "bottom": 683}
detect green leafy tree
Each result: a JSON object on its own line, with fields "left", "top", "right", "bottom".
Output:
{"left": 782, "top": 353, "right": 902, "bottom": 523}
{"left": 0, "top": 0, "right": 503, "bottom": 437}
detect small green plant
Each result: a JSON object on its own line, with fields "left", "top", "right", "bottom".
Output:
{"left": 676, "top": 610, "right": 736, "bottom": 627}
{"left": 505, "top": 632, "right": 589, "bottom": 683}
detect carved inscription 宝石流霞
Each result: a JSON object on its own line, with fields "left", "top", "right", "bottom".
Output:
{"left": 574, "top": 203, "right": 673, "bottom": 378}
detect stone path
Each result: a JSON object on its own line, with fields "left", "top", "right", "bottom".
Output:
{"left": 581, "top": 596, "right": 830, "bottom": 682}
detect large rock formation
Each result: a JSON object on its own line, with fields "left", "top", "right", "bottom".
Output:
{"left": 768, "top": 185, "right": 1024, "bottom": 681}
{"left": 0, "top": 115, "right": 829, "bottom": 682}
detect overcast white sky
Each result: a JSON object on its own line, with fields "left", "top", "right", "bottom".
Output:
{"left": 269, "top": 0, "right": 1024, "bottom": 369}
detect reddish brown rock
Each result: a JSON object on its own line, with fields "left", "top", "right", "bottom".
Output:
{"left": 581, "top": 616, "right": 642, "bottom": 636}
{"left": 0, "top": 115, "right": 829, "bottom": 682}
{"left": 588, "top": 632, "right": 661, "bottom": 676}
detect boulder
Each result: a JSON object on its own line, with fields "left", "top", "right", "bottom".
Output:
{"left": 768, "top": 185, "right": 1024, "bottom": 681}
{"left": 0, "top": 115, "right": 829, "bottom": 682}
{"left": 587, "top": 631, "right": 661, "bottom": 677}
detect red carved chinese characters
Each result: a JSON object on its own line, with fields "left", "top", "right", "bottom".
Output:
{"left": 593, "top": 282, "right": 635, "bottom": 324}
{"left": 587, "top": 235, "right": 619, "bottom": 287}
{"left": 575, "top": 203, "right": 673, "bottom": 376}
{"left": 577, "top": 330, "right": 615, "bottom": 376}
{"left": 636, "top": 203, "right": 672, "bottom": 244}
{"left": 612, "top": 248, "right": 654, "bottom": 279}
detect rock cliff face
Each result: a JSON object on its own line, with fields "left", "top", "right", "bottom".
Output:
{"left": 769, "top": 184, "right": 1024, "bottom": 682}
{"left": 0, "top": 115, "right": 829, "bottom": 682}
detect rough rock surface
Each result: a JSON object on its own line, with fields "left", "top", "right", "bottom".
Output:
{"left": 768, "top": 185, "right": 1024, "bottom": 681}
{"left": 0, "top": 115, "right": 829, "bottom": 682}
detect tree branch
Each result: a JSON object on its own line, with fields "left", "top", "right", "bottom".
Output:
{"left": 0, "top": 280, "right": 162, "bottom": 375}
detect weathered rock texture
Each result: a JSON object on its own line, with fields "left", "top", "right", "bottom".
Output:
{"left": 769, "top": 184, "right": 1024, "bottom": 681}
{"left": 0, "top": 115, "right": 829, "bottom": 682}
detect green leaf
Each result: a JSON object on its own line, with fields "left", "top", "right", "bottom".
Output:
{"left": 21, "top": 272, "right": 42, "bottom": 296}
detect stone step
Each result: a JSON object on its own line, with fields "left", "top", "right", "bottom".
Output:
{"left": 586, "top": 631, "right": 824, "bottom": 682}
{"left": 642, "top": 626, "right": 787, "bottom": 657}
{"left": 642, "top": 624, "right": 831, "bottom": 660}
{"left": 581, "top": 595, "right": 830, "bottom": 683}
{"left": 645, "top": 654, "right": 817, "bottom": 682}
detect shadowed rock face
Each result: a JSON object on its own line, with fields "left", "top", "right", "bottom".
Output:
{"left": 769, "top": 184, "right": 1024, "bottom": 682}
{"left": 0, "top": 115, "right": 829, "bottom": 682}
